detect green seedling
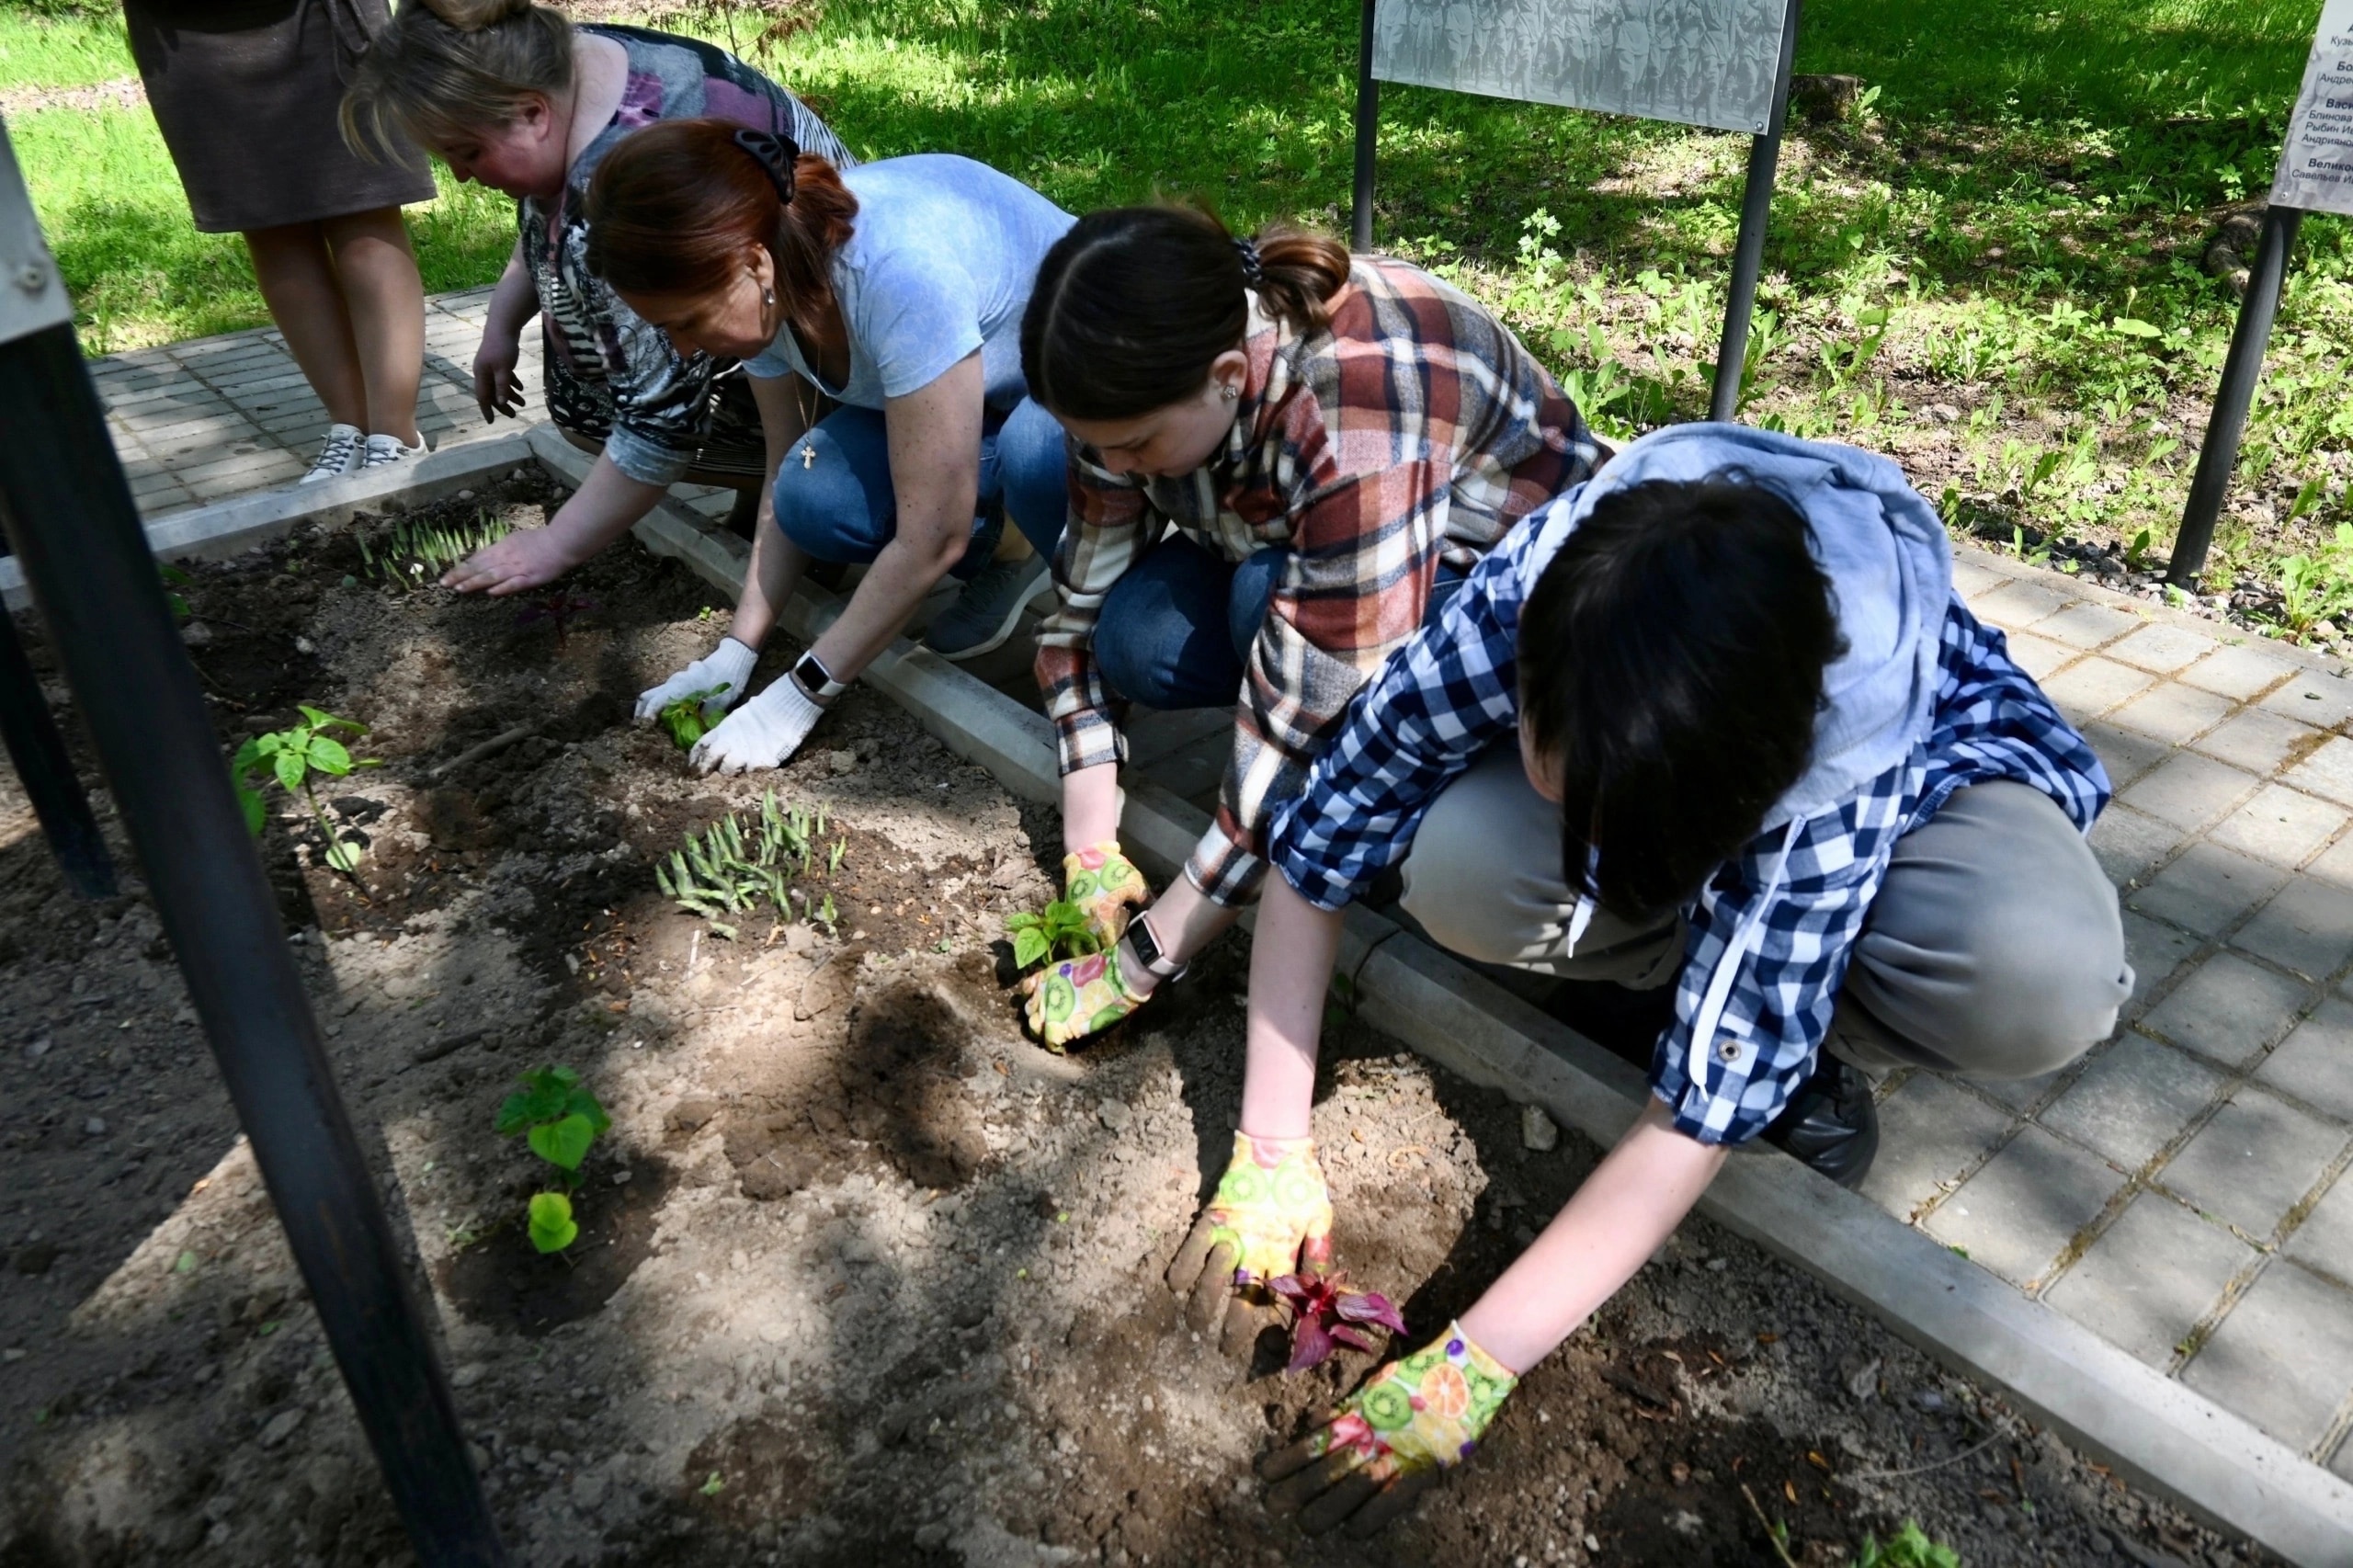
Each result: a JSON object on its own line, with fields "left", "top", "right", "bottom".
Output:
{"left": 159, "top": 562, "right": 191, "bottom": 623}
{"left": 1004, "top": 899, "right": 1101, "bottom": 971}
{"left": 496, "top": 1065, "right": 610, "bottom": 1256}
{"left": 658, "top": 687, "right": 730, "bottom": 751}
{"left": 1854, "top": 1522, "right": 1961, "bottom": 1568}
{"left": 230, "top": 705, "right": 380, "bottom": 878}
{"left": 358, "top": 509, "right": 515, "bottom": 590}
{"left": 656, "top": 790, "right": 847, "bottom": 939}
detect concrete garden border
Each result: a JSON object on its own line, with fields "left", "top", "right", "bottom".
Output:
{"left": 16, "top": 426, "right": 2349, "bottom": 1562}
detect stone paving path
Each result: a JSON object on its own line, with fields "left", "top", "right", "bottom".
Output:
{"left": 79, "top": 297, "right": 2353, "bottom": 1484}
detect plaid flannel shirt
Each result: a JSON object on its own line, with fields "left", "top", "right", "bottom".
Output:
{"left": 1033, "top": 258, "right": 1598, "bottom": 904}
{"left": 1268, "top": 514, "right": 2111, "bottom": 1146}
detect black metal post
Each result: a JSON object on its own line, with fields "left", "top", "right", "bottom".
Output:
{"left": 1350, "top": 0, "right": 1381, "bottom": 252}
{"left": 1710, "top": 0, "right": 1803, "bottom": 423}
{"left": 0, "top": 149, "right": 508, "bottom": 1562}
{"left": 2169, "top": 203, "right": 2304, "bottom": 587}
{"left": 0, "top": 594, "right": 116, "bottom": 898}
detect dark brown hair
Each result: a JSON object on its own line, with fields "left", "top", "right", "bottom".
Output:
{"left": 1020, "top": 206, "right": 1352, "bottom": 420}
{"left": 583, "top": 119, "right": 857, "bottom": 338}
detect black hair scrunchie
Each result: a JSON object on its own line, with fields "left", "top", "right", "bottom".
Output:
{"left": 1232, "top": 236, "right": 1266, "bottom": 288}
{"left": 731, "top": 127, "right": 801, "bottom": 204}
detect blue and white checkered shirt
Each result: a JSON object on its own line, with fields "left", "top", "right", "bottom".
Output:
{"left": 1268, "top": 517, "right": 2111, "bottom": 1146}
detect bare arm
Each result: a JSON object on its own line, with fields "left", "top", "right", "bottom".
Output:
{"left": 441, "top": 450, "right": 665, "bottom": 596}
{"left": 801, "top": 353, "right": 985, "bottom": 681}
{"left": 726, "top": 372, "right": 823, "bottom": 652}
{"left": 1239, "top": 875, "right": 1347, "bottom": 1137}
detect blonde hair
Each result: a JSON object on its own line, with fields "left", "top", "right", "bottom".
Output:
{"left": 341, "top": 0, "right": 576, "bottom": 158}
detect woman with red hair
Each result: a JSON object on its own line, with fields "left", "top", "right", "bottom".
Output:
{"left": 584, "top": 125, "right": 1074, "bottom": 772}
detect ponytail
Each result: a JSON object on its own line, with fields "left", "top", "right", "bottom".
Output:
{"left": 1020, "top": 205, "right": 1351, "bottom": 422}
{"left": 340, "top": 0, "right": 574, "bottom": 158}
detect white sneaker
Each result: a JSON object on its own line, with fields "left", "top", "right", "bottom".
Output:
{"left": 362, "top": 433, "right": 427, "bottom": 470}
{"left": 300, "top": 423, "right": 365, "bottom": 484}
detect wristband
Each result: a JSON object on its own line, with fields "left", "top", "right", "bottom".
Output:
{"left": 791, "top": 650, "right": 847, "bottom": 705}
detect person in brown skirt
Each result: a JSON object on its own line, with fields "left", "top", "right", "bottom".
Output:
{"left": 125, "top": 0, "right": 435, "bottom": 483}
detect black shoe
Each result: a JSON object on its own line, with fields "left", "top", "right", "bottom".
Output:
{"left": 1541, "top": 978, "right": 1677, "bottom": 1071}
{"left": 1761, "top": 1058, "right": 1879, "bottom": 1189}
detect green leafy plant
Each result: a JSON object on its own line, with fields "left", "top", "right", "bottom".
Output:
{"left": 2274, "top": 523, "right": 2353, "bottom": 639}
{"left": 658, "top": 687, "right": 729, "bottom": 751}
{"left": 358, "top": 510, "right": 514, "bottom": 590}
{"left": 656, "top": 790, "right": 847, "bottom": 940}
{"left": 159, "top": 562, "right": 192, "bottom": 623}
{"left": 1004, "top": 899, "right": 1101, "bottom": 971}
{"left": 1854, "top": 1521, "right": 1962, "bottom": 1568}
{"left": 496, "top": 1065, "right": 610, "bottom": 1256}
{"left": 2123, "top": 527, "right": 2155, "bottom": 571}
{"left": 230, "top": 705, "right": 380, "bottom": 877}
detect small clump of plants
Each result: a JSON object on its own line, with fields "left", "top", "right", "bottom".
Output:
{"left": 514, "top": 589, "right": 599, "bottom": 649}
{"left": 230, "top": 704, "right": 379, "bottom": 879}
{"left": 495, "top": 1064, "right": 610, "bottom": 1256}
{"left": 657, "top": 686, "right": 730, "bottom": 751}
{"left": 357, "top": 510, "right": 514, "bottom": 590}
{"left": 1267, "top": 1270, "right": 1405, "bottom": 1373}
{"left": 656, "top": 789, "right": 847, "bottom": 940}
{"left": 1004, "top": 900, "right": 1105, "bottom": 971}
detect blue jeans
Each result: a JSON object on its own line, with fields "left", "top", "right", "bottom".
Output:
{"left": 771, "top": 395, "right": 1067, "bottom": 580}
{"left": 1094, "top": 533, "right": 1466, "bottom": 709}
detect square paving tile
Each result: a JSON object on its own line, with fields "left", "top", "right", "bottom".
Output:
{"left": 2109, "top": 621, "right": 2220, "bottom": 673}
{"left": 2234, "top": 881, "right": 2353, "bottom": 984}
{"left": 2120, "top": 753, "right": 2261, "bottom": 833}
{"left": 2120, "top": 913, "right": 2201, "bottom": 1013}
{"left": 2263, "top": 671, "right": 2353, "bottom": 730}
{"left": 2108, "top": 682, "right": 2235, "bottom": 745}
{"left": 2193, "top": 708, "right": 2325, "bottom": 778}
{"left": 2182, "top": 1259, "right": 2353, "bottom": 1449}
{"left": 2039, "top": 1031, "right": 2228, "bottom": 1168}
{"left": 2285, "top": 1170, "right": 2353, "bottom": 1288}
{"left": 2180, "top": 642, "right": 2302, "bottom": 701}
{"left": 1859, "top": 1074, "right": 2018, "bottom": 1220}
{"left": 2161, "top": 1085, "right": 2347, "bottom": 1237}
{"left": 2286, "top": 736, "right": 2353, "bottom": 811}
{"left": 2043, "top": 1193, "right": 2252, "bottom": 1366}
{"left": 2038, "top": 600, "right": 2143, "bottom": 651}
{"left": 2256, "top": 997, "right": 2353, "bottom": 1122}
{"left": 1999, "top": 631, "right": 2074, "bottom": 682}
{"left": 2207, "top": 784, "right": 2350, "bottom": 869}
{"left": 2041, "top": 657, "right": 2159, "bottom": 721}
{"left": 2137, "top": 953, "right": 2310, "bottom": 1065}
{"left": 2306, "top": 834, "right": 2353, "bottom": 891}
{"left": 2124, "top": 843, "right": 2287, "bottom": 936}
{"left": 1973, "top": 578, "right": 2075, "bottom": 631}
{"left": 1924, "top": 1125, "right": 2122, "bottom": 1287}
{"left": 1952, "top": 558, "right": 2006, "bottom": 597}
{"left": 2088, "top": 805, "right": 2181, "bottom": 887}
{"left": 2081, "top": 722, "right": 2174, "bottom": 791}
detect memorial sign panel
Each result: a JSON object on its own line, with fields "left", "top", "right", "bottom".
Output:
{"left": 1370, "top": 0, "right": 1795, "bottom": 135}
{"left": 2273, "top": 0, "right": 2353, "bottom": 217}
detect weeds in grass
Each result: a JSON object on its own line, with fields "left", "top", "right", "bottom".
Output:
{"left": 656, "top": 789, "right": 846, "bottom": 940}
{"left": 358, "top": 511, "right": 514, "bottom": 590}
{"left": 495, "top": 1065, "right": 610, "bottom": 1256}
{"left": 2271, "top": 523, "right": 2353, "bottom": 639}
{"left": 230, "top": 705, "right": 379, "bottom": 880}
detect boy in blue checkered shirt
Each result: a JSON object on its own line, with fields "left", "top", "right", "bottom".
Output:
{"left": 1161, "top": 425, "right": 2131, "bottom": 1536}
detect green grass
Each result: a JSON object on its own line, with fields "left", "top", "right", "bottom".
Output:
{"left": 0, "top": 8, "right": 131, "bottom": 94}
{"left": 6, "top": 0, "right": 2349, "bottom": 611}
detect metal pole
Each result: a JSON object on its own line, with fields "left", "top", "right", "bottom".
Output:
{"left": 1351, "top": 0, "right": 1381, "bottom": 252}
{"left": 1710, "top": 0, "right": 1803, "bottom": 423}
{"left": 2169, "top": 203, "right": 2304, "bottom": 587}
{"left": 0, "top": 592, "right": 116, "bottom": 898}
{"left": 0, "top": 126, "right": 506, "bottom": 1565}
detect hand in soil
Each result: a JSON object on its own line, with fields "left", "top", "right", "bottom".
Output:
{"left": 1061, "top": 841, "right": 1147, "bottom": 946}
{"left": 1018, "top": 943, "right": 1148, "bottom": 1051}
{"left": 688, "top": 676, "right": 825, "bottom": 776}
{"left": 441, "top": 522, "right": 582, "bottom": 597}
{"left": 1260, "top": 1321, "right": 1518, "bottom": 1538}
{"left": 635, "top": 636, "right": 757, "bottom": 727}
{"left": 1165, "top": 1131, "right": 1335, "bottom": 1357}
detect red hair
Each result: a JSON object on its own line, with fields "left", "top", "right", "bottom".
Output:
{"left": 584, "top": 119, "right": 857, "bottom": 337}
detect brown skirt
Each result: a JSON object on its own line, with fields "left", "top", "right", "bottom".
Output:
{"left": 123, "top": 0, "right": 436, "bottom": 234}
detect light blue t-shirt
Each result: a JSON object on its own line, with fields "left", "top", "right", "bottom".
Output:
{"left": 744, "top": 154, "right": 1075, "bottom": 412}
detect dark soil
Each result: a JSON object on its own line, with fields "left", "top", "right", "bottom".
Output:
{"left": 0, "top": 472, "right": 2278, "bottom": 1568}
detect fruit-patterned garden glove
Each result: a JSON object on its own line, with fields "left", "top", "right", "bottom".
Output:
{"left": 1260, "top": 1322, "right": 1519, "bottom": 1537}
{"left": 1063, "top": 841, "right": 1148, "bottom": 947}
{"left": 1165, "top": 1132, "right": 1336, "bottom": 1355}
{"left": 1019, "top": 944, "right": 1148, "bottom": 1051}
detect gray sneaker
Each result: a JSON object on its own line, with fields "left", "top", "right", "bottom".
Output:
{"left": 924, "top": 550, "right": 1049, "bottom": 661}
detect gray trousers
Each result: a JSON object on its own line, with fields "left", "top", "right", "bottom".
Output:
{"left": 1396, "top": 750, "right": 2132, "bottom": 1079}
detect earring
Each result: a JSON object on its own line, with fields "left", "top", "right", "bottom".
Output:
{"left": 762, "top": 287, "right": 775, "bottom": 306}
{"left": 1219, "top": 384, "right": 1239, "bottom": 402}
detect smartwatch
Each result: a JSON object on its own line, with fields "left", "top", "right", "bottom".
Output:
{"left": 790, "top": 650, "right": 847, "bottom": 705}
{"left": 1126, "top": 909, "right": 1188, "bottom": 983}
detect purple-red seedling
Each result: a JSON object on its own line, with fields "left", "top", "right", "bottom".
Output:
{"left": 514, "top": 592, "right": 599, "bottom": 649}
{"left": 1268, "top": 1271, "right": 1407, "bottom": 1373}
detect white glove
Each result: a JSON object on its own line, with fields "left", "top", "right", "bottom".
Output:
{"left": 634, "top": 637, "right": 758, "bottom": 724}
{"left": 688, "top": 676, "right": 827, "bottom": 775}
